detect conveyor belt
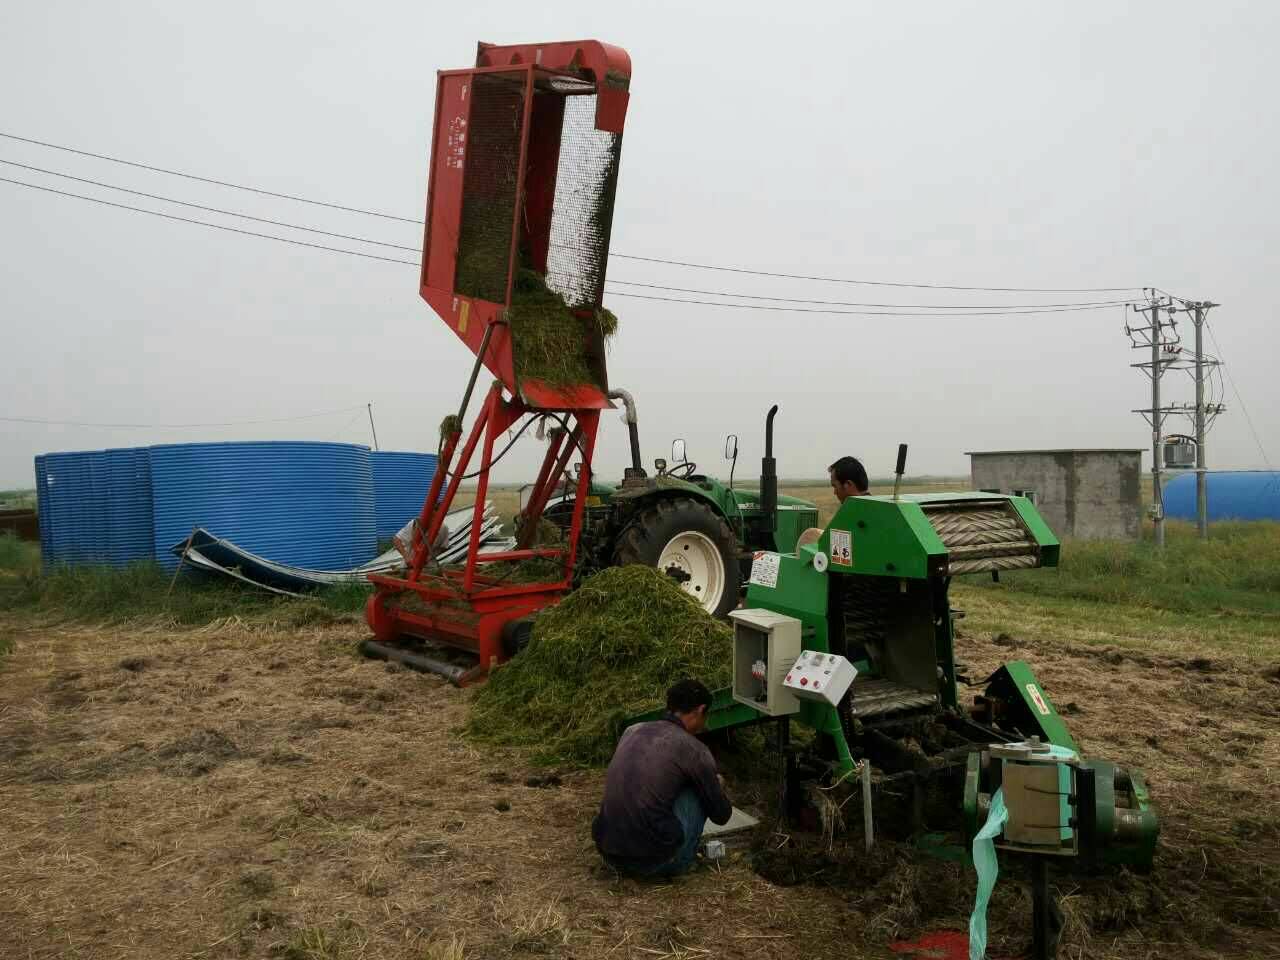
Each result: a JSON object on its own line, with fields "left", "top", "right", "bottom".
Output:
{"left": 849, "top": 678, "right": 938, "bottom": 718}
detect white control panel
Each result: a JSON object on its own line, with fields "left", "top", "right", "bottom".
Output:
{"left": 730, "top": 608, "right": 801, "bottom": 717}
{"left": 784, "top": 650, "right": 858, "bottom": 707}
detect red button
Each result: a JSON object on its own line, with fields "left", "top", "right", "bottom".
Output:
{"left": 814, "top": 682, "right": 821, "bottom": 689}
{"left": 800, "top": 678, "right": 808, "bottom": 686}
{"left": 786, "top": 674, "right": 793, "bottom": 682}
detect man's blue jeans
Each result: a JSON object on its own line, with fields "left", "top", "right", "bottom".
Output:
{"left": 611, "top": 788, "right": 706, "bottom": 878}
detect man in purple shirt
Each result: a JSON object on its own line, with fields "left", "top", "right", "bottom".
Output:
{"left": 592, "top": 679, "right": 733, "bottom": 877}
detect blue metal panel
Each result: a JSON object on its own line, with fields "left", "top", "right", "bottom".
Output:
{"left": 38, "top": 451, "right": 107, "bottom": 565}
{"left": 149, "top": 441, "right": 375, "bottom": 571}
{"left": 34, "top": 456, "right": 52, "bottom": 564}
{"left": 104, "top": 447, "right": 155, "bottom": 566}
{"left": 371, "top": 451, "right": 439, "bottom": 540}
{"left": 35, "top": 448, "right": 154, "bottom": 568}
{"left": 1165, "top": 471, "right": 1280, "bottom": 522}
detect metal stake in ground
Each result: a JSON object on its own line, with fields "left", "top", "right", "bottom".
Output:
{"left": 166, "top": 525, "right": 198, "bottom": 599}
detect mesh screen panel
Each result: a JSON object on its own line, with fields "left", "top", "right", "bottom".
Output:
{"left": 454, "top": 72, "right": 526, "bottom": 303}
{"left": 545, "top": 94, "right": 621, "bottom": 308}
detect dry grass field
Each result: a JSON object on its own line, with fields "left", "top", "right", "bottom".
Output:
{"left": 2, "top": 494, "right": 1278, "bottom": 959}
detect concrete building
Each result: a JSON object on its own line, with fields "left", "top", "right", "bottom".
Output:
{"left": 966, "top": 449, "right": 1143, "bottom": 540}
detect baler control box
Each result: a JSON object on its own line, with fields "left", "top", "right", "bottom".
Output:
{"left": 730, "top": 608, "right": 801, "bottom": 717}
{"left": 784, "top": 651, "right": 858, "bottom": 707}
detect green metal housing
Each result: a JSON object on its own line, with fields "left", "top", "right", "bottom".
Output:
{"left": 718, "top": 492, "right": 1064, "bottom": 772}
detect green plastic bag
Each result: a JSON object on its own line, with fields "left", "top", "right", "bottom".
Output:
{"left": 968, "top": 787, "right": 1008, "bottom": 960}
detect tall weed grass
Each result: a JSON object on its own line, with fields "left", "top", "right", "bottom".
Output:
{"left": 0, "top": 533, "right": 369, "bottom": 628}
{"left": 974, "top": 520, "right": 1280, "bottom": 617}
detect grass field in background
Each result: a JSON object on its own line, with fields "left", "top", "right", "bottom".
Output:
{"left": 955, "top": 519, "right": 1280, "bottom": 659}
{"left": 0, "top": 488, "right": 37, "bottom": 509}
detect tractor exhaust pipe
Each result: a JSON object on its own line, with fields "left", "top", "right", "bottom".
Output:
{"left": 761, "top": 405, "right": 778, "bottom": 534}
{"left": 608, "top": 388, "right": 646, "bottom": 481}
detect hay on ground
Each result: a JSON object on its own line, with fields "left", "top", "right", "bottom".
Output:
{"left": 466, "top": 565, "right": 730, "bottom": 765}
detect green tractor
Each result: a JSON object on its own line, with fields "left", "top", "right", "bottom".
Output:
{"left": 535, "top": 398, "right": 818, "bottom": 617}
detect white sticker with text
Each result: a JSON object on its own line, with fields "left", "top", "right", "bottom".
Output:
{"left": 830, "top": 529, "right": 852, "bottom": 566}
{"left": 749, "top": 551, "right": 781, "bottom": 588}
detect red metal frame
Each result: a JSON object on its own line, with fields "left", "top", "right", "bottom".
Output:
{"left": 368, "top": 39, "right": 629, "bottom": 684}
{"left": 367, "top": 376, "right": 601, "bottom": 683}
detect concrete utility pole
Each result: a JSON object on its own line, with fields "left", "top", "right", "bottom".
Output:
{"left": 1193, "top": 304, "right": 1206, "bottom": 539}
{"left": 1189, "top": 301, "right": 1221, "bottom": 540}
{"left": 1150, "top": 300, "right": 1164, "bottom": 547}
{"left": 1128, "top": 296, "right": 1177, "bottom": 547}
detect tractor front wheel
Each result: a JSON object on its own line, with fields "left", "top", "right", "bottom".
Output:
{"left": 613, "top": 497, "right": 741, "bottom": 618}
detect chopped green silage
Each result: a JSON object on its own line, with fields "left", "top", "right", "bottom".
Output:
{"left": 507, "top": 269, "right": 616, "bottom": 390}
{"left": 465, "top": 565, "right": 731, "bottom": 765}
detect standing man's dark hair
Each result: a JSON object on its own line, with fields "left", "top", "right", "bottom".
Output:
{"left": 828, "top": 456, "right": 869, "bottom": 502}
{"left": 666, "top": 678, "right": 713, "bottom": 715}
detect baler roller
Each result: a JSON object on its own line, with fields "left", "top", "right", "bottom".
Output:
{"left": 937, "top": 526, "right": 1027, "bottom": 547}
{"left": 947, "top": 554, "right": 1040, "bottom": 576}
{"left": 921, "top": 499, "right": 1044, "bottom": 577}
{"left": 946, "top": 540, "right": 1039, "bottom": 561}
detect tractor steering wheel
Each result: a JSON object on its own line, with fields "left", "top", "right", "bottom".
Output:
{"left": 668, "top": 460, "right": 698, "bottom": 480}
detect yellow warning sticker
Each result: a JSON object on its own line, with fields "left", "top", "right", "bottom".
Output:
{"left": 458, "top": 300, "right": 470, "bottom": 333}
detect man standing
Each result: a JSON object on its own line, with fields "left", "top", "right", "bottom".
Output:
{"left": 828, "top": 455, "right": 870, "bottom": 502}
{"left": 592, "top": 679, "right": 732, "bottom": 877}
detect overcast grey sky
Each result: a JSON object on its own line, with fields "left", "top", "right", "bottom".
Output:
{"left": 2, "top": 1, "right": 1276, "bottom": 489}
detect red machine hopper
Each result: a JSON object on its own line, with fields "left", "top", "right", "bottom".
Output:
{"left": 365, "top": 40, "right": 632, "bottom": 683}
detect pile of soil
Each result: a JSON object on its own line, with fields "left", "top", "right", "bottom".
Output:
{"left": 465, "top": 565, "right": 730, "bottom": 765}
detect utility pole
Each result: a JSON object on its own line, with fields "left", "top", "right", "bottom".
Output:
{"left": 1128, "top": 295, "right": 1224, "bottom": 546}
{"left": 1193, "top": 303, "right": 1206, "bottom": 539}
{"left": 1127, "top": 295, "right": 1178, "bottom": 547}
{"left": 1190, "top": 301, "right": 1221, "bottom": 540}
{"left": 1151, "top": 299, "right": 1164, "bottom": 547}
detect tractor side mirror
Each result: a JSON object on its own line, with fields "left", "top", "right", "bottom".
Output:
{"left": 672, "top": 438, "right": 687, "bottom": 464}
{"left": 724, "top": 434, "right": 738, "bottom": 460}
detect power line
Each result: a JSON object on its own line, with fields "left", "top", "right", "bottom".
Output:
{"left": 606, "top": 278, "right": 1134, "bottom": 310}
{"left": 1205, "top": 321, "right": 1272, "bottom": 470}
{"left": 1, "top": 405, "right": 368, "bottom": 429}
{"left": 604, "top": 290, "right": 1132, "bottom": 317}
{"left": 0, "top": 158, "right": 421, "bottom": 251}
{"left": 2, "top": 130, "right": 1148, "bottom": 294}
{"left": 0, "top": 174, "right": 1138, "bottom": 317}
{"left": 603, "top": 252, "right": 1146, "bottom": 294}
{"left": 0, "top": 175, "right": 421, "bottom": 266}
{"left": 0, "top": 130, "right": 420, "bottom": 223}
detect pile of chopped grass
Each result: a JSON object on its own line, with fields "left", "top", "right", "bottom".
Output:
{"left": 466, "top": 565, "right": 730, "bottom": 765}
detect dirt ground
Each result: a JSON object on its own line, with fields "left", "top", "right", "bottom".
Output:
{"left": 1, "top": 611, "right": 1278, "bottom": 960}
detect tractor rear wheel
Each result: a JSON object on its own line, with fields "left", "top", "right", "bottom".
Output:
{"left": 613, "top": 497, "right": 741, "bottom": 618}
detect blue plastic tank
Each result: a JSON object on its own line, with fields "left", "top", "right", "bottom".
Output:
{"left": 1163, "top": 470, "right": 1280, "bottom": 522}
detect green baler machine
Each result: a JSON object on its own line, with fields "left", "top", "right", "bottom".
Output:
{"left": 715, "top": 488, "right": 1157, "bottom": 869}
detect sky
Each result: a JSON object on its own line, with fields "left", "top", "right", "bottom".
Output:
{"left": 1, "top": 1, "right": 1276, "bottom": 489}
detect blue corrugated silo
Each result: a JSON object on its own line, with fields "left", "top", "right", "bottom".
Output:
{"left": 371, "top": 451, "right": 439, "bottom": 540}
{"left": 148, "top": 441, "right": 376, "bottom": 570}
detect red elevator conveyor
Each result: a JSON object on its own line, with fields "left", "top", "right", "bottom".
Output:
{"left": 364, "top": 40, "right": 632, "bottom": 683}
